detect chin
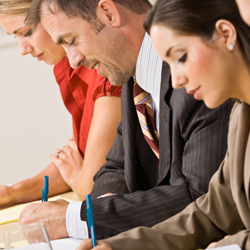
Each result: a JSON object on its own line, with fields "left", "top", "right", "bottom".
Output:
{"left": 45, "top": 56, "right": 65, "bottom": 66}
{"left": 204, "top": 99, "right": 227, "bottom": 110}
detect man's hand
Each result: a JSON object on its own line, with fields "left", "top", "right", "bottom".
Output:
{"left": 19, "top": 199, "right": 69, "bottom": 240}
{"left": 50, "top": 139, "right": 83, "bottom": 189}
{"left": 76, "top": 239, "right": 112, "bottom": 250}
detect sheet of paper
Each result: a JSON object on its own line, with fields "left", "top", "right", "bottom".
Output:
{"left": 0, "top": 238, "right": 82, "bottom": 250}
{"left": 0, "top": 195, "right": 74, "bottom": 225}
{"left": 197, "top": 245, "right": 242, "bottom": 250}
{"left": 213, "top": 245, "right": 242, "bottom": 250}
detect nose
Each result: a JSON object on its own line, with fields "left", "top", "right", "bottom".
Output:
{"left": 64, "top": 46, "right": 85, "bottom": 69}
{"left": 18, "top": 37, "right": 33, "bottom": 56}
{"left": 171, "top": 67, "right": 188, "bottom": 89}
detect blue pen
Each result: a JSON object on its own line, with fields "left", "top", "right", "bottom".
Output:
{"left": 86, "top": 194, "right": 97, "bottom": 247}
{"left": 42, "top": 176, "right": 49, "bottom": 202}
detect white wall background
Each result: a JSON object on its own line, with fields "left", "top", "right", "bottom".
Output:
{"left": 0, "top": 26, "right": 71, "bottom": 185}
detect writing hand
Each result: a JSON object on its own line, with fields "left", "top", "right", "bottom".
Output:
{"left": 76, "top": 239, "right": 112, "bottom": 250}
{"left": 19, "top": 199, "right": 69, "bottom": 240}
{"left": 50, "top": 139, "right": 83, "bottom": 189}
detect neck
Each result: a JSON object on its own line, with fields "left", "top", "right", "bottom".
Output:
{"left": 117, "top": 4, "right": 151, "bottom": 75}
{"left": 235, "top": 62, "right": 250, "bottom": 105}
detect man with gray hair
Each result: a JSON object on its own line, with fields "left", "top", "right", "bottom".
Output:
{"left": 19, "top": 0, "right": 231, "bottom": 241}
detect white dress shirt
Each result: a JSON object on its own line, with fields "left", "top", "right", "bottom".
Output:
{"left": 66, "top": 32, "right": 163, "bottom": 238}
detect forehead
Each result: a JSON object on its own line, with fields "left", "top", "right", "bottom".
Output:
{"left": 150, "top": 25, "right": 181, "bottom": 47}
{"left": 40, "top": 7, "right": 92, "bottom": 40}
{"left": 0, "top": 14, "right": 26, "bottom": 33}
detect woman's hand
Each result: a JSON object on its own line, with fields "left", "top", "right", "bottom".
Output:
{"left": 50, "top": 139, "right": 83, "bottom": 189}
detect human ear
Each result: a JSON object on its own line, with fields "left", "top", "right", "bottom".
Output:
{"left": 214, "top": 19, "right": 237, "bottom": 52}
{"left": 97, "top": 0, "right": 121, "bottom": 28}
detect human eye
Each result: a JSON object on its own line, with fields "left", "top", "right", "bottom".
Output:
{"left": 24, "top": 29, "right": 33, "bottom": 37}
{"left": 177, "top": 53, "right": 187, "bottom": 64}
{"left": 69, "top": 38, "right": 76, "bottom": 46}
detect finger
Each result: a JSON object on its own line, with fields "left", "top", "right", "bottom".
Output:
{"left": 50, "top": 153, "right": 68, "bottom": 167}
{"left": 67, "top": 139, "right": 78, "bottom": 150}
{"left": 98, "top": 193, "right": 115, "bottom": 198}
{"left": 50, "top": 154, "right": 62, "bottom": 166}
{"left": 61, "top": 145, "right": 72, "bottom": 155}
{"left": 75, "top": 239, "right": 93, "bottom": 250}
{"left": 206, "top": 242, "right": 217, "bottom": 249}
{"left": 55, "top": 148, "right": 62, "bottom": 158}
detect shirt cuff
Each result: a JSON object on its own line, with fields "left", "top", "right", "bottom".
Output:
{"left": 66, "top": 201, "right": 89, "bottom": 239}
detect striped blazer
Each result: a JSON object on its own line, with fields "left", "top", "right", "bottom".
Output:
{"left": 80, "top": 62, "right": 232, "bottom": 239}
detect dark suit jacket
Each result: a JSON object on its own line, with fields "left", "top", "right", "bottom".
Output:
{"left": 80, "top": 62, "right": 232, "bottom": 239}
{"left": 104, "top": 101, "right": 250, "bottom": 250}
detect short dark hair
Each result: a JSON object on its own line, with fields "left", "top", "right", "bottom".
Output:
{"left": 26, "top": 0, "right": 152, "bottom": 29}
{"left": 144, "top": 0, "right": 250, "bottom": 66}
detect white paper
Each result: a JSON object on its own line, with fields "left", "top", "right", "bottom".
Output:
{"left": 3, "top": 238, "right": 82, "bottom": 250}
{"left": 213, "top": 244, "right": 242, "bottom": 250}
{"left": 51, "top": 238, "right": 82, "bottom": 249}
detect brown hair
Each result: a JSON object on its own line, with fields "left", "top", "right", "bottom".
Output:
{"left": 144, "top": 0, "right": 250, "bottom": 66}
{"left": 26, "top": 0, "right": 152, "bottom": 29}
{"left": 0, "top": 0, "right": 31, "bottom": 15}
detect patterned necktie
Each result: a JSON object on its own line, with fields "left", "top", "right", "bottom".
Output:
{"left": 133, "top": 81, "right": 159, "bottom": 164}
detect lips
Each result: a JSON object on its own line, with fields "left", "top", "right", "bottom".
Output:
{"left": 187, "top": 86, "right": 201, "bottom": 99}
{"left": 36, "top": 53, "right": 44, "bottom": 61}
{"left": 89, "top": 62, "right": 99, "bottom": 70}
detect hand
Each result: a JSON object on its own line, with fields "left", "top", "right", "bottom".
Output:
{"left": 76, "top": 239, "right": 112, "bottom": 250}
{"left": 19, "top": 199, "right": 69, "bottom": 240}
{"left": 50, "top": 139, "right": 83, "bottom": 189}
{"left": 98, "top": 193, "right": 115, "bottom": 198}
{"left": 0, "top": 185, "right": 15, "bottom": 209}
{"left": 206, "top": 235, "right": 231, "bottom": 249}
{"left": 206, "top": 242, "right": 217, "bottom": 249}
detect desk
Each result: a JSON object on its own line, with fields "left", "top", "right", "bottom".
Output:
{"left": 0, "top": 192, "right": 81, "bottom": 245}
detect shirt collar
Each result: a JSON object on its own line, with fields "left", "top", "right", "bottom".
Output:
{"left": 135, "top": 32, "right": 163, "bottom": 95}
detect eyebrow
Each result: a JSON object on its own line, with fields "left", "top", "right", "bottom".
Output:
{"left": 6, "top": 26, "right": 25, "bottom": 35}
{"left": 165, "top": 46, "right": 173, "bottom": 57}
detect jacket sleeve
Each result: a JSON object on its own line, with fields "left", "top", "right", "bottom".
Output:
{"left": 104, "top": 153, "right": 244, "bottom": 250}
{"left": 215, "top": 230, "right": 250, "bottom": 249}
{"left": 103, "top": 104, "right": 246, "bottom": 250}
{"left": 90, "top": 120, "right": 129, "bottom": 199}
{"left": 79, "top": 95, "right": 232, "bottom": 240}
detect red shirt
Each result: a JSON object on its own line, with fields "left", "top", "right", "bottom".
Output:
{"left": 53, "top": 57, "right": 122, "bottom": 157}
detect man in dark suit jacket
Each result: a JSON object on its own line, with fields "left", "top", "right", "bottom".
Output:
{"left": 83, "top": 63, "right": 231, "bottom": 239}
{"left": 19, "top": 0, "right": 231, "bottom": 240}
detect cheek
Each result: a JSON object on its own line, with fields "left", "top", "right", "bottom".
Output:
{"left": 187, "top": 48, "right": 214, "bottom": 81}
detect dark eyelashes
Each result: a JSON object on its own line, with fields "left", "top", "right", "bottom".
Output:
{"left": 24, "top": 29, "right": 33, "bottom": 37}
{"left": 69, "top": 38, "right": 76, "bottom": 46}
{"left": 178, "top": 53, "right": 187, "bottom": 63}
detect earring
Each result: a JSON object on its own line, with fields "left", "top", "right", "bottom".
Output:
{"left": 228, "top": 44, "right": 234, "bottom": 51}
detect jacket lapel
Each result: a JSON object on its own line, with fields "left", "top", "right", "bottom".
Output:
{"left": 157, "top": 62, "right": 172, "bottom": 184}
